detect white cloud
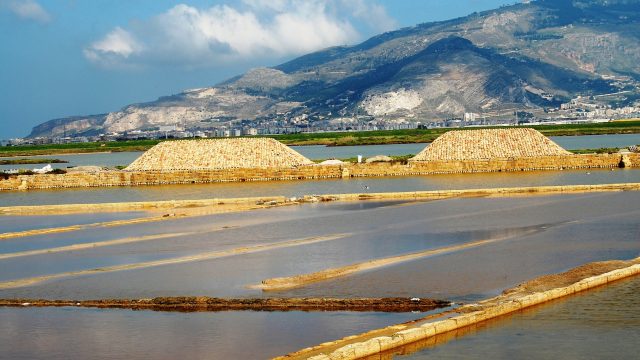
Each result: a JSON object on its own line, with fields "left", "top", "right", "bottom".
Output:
{"left": 85, "top": 0, "right": 397, "bottom": 69}
{"left": 338, "top": 0, "right": 397, "bottom": 33}
{"left": 2, "top": 0, "right": 51, "bottom": 23}
{"left": 83, "top": 27, "right": 142, "bottom": 68}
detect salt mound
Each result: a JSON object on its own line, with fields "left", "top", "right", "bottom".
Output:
{"left": 411, "top": 128, "right": 570, "bottom": 161}
{"left": 365, "top": 155, "right": 393, "bottom": 163}
{"left": 318, "top": 159, "right": 344, "bottom": 165}
{"left": 126, "top": 138, "right": 313, "bottom": 171}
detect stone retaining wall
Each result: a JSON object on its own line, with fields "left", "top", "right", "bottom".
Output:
{"left": 1, "top": 153, "right": 637, "bottom": 191}
{"left": 289, "top": 261, "right": 640, "bottom": 360}
{"left": 2, "top": 183, "right": 639, "bottom": 215}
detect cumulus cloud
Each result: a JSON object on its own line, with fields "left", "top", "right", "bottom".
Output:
{"left": 84, "top": 27, "right": 142, "bottom": 68}
{"left": 2, "top": 0, "right": 51, "bottom": 23}
{"left": 85, "top": 0, "right": 397, "bottom": 69}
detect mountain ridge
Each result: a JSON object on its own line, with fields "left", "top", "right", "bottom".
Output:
{"left": 28, "top": 0, "right": 640, "bottom": 138}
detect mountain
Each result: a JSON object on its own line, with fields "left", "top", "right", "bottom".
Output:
{"left": 28, "top": 0, "right": 640, "bottom": 138}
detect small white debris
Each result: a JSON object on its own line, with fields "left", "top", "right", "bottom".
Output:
{"left": 411, "top": 297, "right": 420, "bottom": 301}
{"left": 21, "top": 302, "right": 31, "bottom": 306}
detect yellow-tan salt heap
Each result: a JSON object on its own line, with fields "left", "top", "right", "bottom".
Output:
{"left": 410, "top": 128, "right": 571, "bottom": 161}
{"left": 125, "top": 138, "right": 313, "bottom": 171}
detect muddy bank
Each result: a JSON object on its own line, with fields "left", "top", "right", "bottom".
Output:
{"left": 0, "top": 297, "right": 449, "bottom": 313}
{"left": 279, "top": 257, "right": 640, "bottom": 360}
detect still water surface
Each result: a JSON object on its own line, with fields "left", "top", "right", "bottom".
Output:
{"left": 2, "top": 168, "right": 639, "bottom": 206}
{"left": 396, "top": 276, "right": 640, "bottom": 360}
{"left": 0, "top": 307, "right": 421, "bottom": 360}
{"left": 1, "top": 193, "right": 638, "bottom": 300}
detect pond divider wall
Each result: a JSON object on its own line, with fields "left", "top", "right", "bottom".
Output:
{"left": 283, "top": 262, "right": 640, "bottom": 360}
{"left": 1, "top": 183, "right": 639, "bottom": 215}
{"left": 1, "top": 153, "right": 638, "bottom": 191}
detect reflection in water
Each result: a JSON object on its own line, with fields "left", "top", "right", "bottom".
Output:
{"left": 1, "top": 168, "right": 639, "bottom": 206}
{"left": 0, "top": 211, "right": 145, "bottom": 234}
{"left": 0, "top": 307, "right": 422, "bottom": 360}
{"left": 0, "top": 192, "right": 638, "bottom": 301}
{"left": 392, "top": 276, "right": 640, "bottom": 360}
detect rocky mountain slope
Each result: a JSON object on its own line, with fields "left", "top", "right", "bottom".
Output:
{"left": 29, "top": 0, "right": 640, "bottom": 138}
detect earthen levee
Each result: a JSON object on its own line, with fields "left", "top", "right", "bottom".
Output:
{"left": 1, "top": 153, "right": 638, "bottom": 191}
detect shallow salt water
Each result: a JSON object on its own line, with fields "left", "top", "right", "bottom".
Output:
{"left": 394, "top": 276, "right": 640, "bottom": 360}
{"left": 1, "top": 192, "right": 638, "bottom": 300}
{"left": 1, "top": 167, "right": 639, "bottom": 206}
{"left": 0, "top": 307, "right": 424, "bottom": 360}
{"left": 0, "top": 211, "right": 145, "bottom": 234}
{"left": 0, "top": 188, "right": 639, "bottom": 359}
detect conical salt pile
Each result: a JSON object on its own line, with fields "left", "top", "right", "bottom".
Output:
{"left": 411, "top": 128, "right": 570, "bottom": 161}
{"left": 126, "top": 138, "right": 313, "bottom": 171}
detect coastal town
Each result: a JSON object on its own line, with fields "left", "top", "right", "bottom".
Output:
{"left": 4, "top": 94, "right": 640, "bottom": 147}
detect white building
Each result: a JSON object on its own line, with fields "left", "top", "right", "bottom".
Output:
{"left": 464, "top": 112, "right": 479, "bottom": 122}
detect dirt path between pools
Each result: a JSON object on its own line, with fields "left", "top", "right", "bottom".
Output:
{"left": 0, "top": 297, "right": 450, "bottom": 313}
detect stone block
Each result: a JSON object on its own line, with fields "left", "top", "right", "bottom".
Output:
{"left": 433, "top": 319, "right": 458, "bottom": 333}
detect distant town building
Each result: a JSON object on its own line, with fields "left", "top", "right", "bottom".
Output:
{"left": 464, "top": 112, "right": 479, "bottom": 122}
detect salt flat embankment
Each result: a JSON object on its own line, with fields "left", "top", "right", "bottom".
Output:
{"left": 2, "top": 182, "right": 639, "bottom": 216}
{"left": 280, "top": 258, "right": 640, "bottom": 360}
{"left": 1, "top": 153, "right": 638, "bottom": 191}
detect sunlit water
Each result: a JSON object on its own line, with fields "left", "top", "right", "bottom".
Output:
{"left": 0, "top": 212, "right": 145, "bottom": 233}
{"left": 1, "top": 192, "right": 638, "bottom": 300}
{"left": 0, "top": 191, "right": 639, "bottom": 359}
{"left": 1, "top": 168, "right": 639, "bottom": 206}
{"left": 0, "top": 307, "right": 423, "bottom": 360}
{"left": 0, "top": 152, "right": 144, "bottom": 171}
{"left": 394, "top": 276, "right": 640, "bottom": 360}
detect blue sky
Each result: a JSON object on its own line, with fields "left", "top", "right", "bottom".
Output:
{"left": 0, "top": 0, "right": 514, "bottom": 138}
